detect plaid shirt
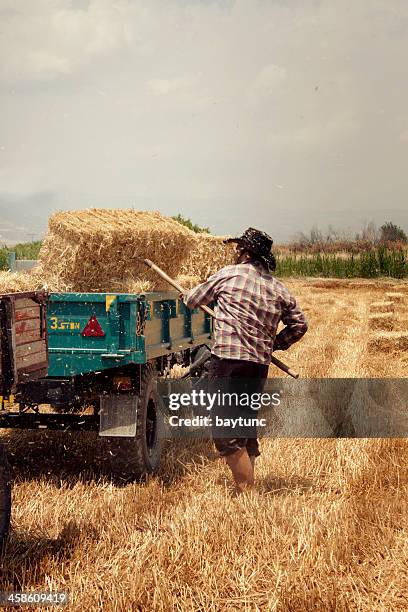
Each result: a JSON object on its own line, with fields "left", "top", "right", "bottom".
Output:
{"left": 184, "top": 262, "right": 308, "bottom": 365}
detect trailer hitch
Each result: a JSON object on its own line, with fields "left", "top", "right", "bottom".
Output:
{"left": 178, "top": 346, "right": 211, "bottom": 380}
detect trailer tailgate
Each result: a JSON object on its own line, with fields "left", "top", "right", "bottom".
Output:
{"left": 0, "top": 291, "right": 48, "bottom": 397}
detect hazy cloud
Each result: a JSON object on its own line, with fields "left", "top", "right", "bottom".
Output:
{"left": 147, "top": 76, "right": 200, "bottom": 96}
{"left": 0, "top": 0, "right": 133, "bottom": 82}
{"left": 247, "top": 64, "right": 286, "bottom": 107}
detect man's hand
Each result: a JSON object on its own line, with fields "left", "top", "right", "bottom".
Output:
{"left": 273, "top": 340, "right": 287, "bottom": 351}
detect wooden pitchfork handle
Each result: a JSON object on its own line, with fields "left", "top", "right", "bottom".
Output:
{"left": 139, "top": 258, "right": 299, "bottom": 379}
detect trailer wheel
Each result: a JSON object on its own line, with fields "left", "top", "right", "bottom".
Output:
{"left": 0, "top": 442, "right": 11, "bottom": 550}
{"left": 106, "top": 364, "right": 165, "bottom": 480}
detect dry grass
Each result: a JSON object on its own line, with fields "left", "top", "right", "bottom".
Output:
{"left": 2, "top": 434, "right": 408, "bottom": 611}
{"left": 1, "top": 278, "right": 408, "bottom": 610}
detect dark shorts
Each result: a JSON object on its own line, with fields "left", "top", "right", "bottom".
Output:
{"left": 208, "top": 355, "right": 269, "bottom": 457}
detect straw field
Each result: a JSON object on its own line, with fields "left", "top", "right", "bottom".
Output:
{"left": 1, "top": 278, "right": 408, "bottom": 611}
{"left": 271, "top": 277, "right": 408, "bottom": 378}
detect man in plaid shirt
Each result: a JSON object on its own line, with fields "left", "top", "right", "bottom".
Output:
{"left": 183, "top": 227, "right": 308, "bottom": 494}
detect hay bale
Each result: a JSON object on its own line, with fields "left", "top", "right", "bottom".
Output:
{"left": 368, "top": 332, "right": 408, "bottom": 353}
{"left": 368, "top": 312, "right": 394, "bottom": 331}
{"left": 121, "top": 279, "right": 153, "bottom": 293}
{"left": 38, "top": 209, "right": 196, "bottom": 292}
{"left": 0, "top": 271, "right": 46, "bottom": 293}
{"left": 385, "top": 292, "right": 405, "bottom": 303}
{"left": 179, "top": 234, "right": 235, "bottom": 281}
{"left": 175, "top": 274, "right": 201, "bottom": 290}
{"left": 369, "top": 301, "right": 395, "bottom": 314}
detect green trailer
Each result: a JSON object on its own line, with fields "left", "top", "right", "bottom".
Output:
{"left": 45, "top": 291, "right": 212, "bottom": 377}
{"left": 0, "top": 289, "right": 212, "bottom": 548}
{"left": 3, "top": 290, "right": 212, "bottom": 454}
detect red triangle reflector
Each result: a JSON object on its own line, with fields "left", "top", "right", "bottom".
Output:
{"left": 82, "top": 315, "right": 105, "bottom": 337}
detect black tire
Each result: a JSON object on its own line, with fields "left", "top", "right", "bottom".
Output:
{"left": 0, "top": 442, "right": 11, "bottom": 551}
{"left": 105, "top": 364, "right": 165, "bottom": 480}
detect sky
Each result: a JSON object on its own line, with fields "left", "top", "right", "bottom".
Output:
{"left": 1, "top": 0, "right": 408, "bottom": 242}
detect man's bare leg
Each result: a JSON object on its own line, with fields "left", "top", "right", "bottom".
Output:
{"left": 225, "top": 448, "right": 254, "bottom": 494}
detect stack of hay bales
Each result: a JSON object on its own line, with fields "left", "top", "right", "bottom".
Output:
{"left": 37, "top": 209, "right": 196, "bottom": 292}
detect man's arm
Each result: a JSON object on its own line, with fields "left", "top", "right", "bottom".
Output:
{"left": 273, "top": 293, "right": 308, "bottom": 351}
{"left": 183, "top": 269, "right": 225, "bottom": 309}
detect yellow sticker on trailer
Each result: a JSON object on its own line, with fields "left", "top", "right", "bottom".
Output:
{"left": 106, "top": 295, "right": 116, "bottom": 311}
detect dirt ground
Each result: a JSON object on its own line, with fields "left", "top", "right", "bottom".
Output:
{"left": 1, "top": 278, "right": 408, "bottom": 611}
